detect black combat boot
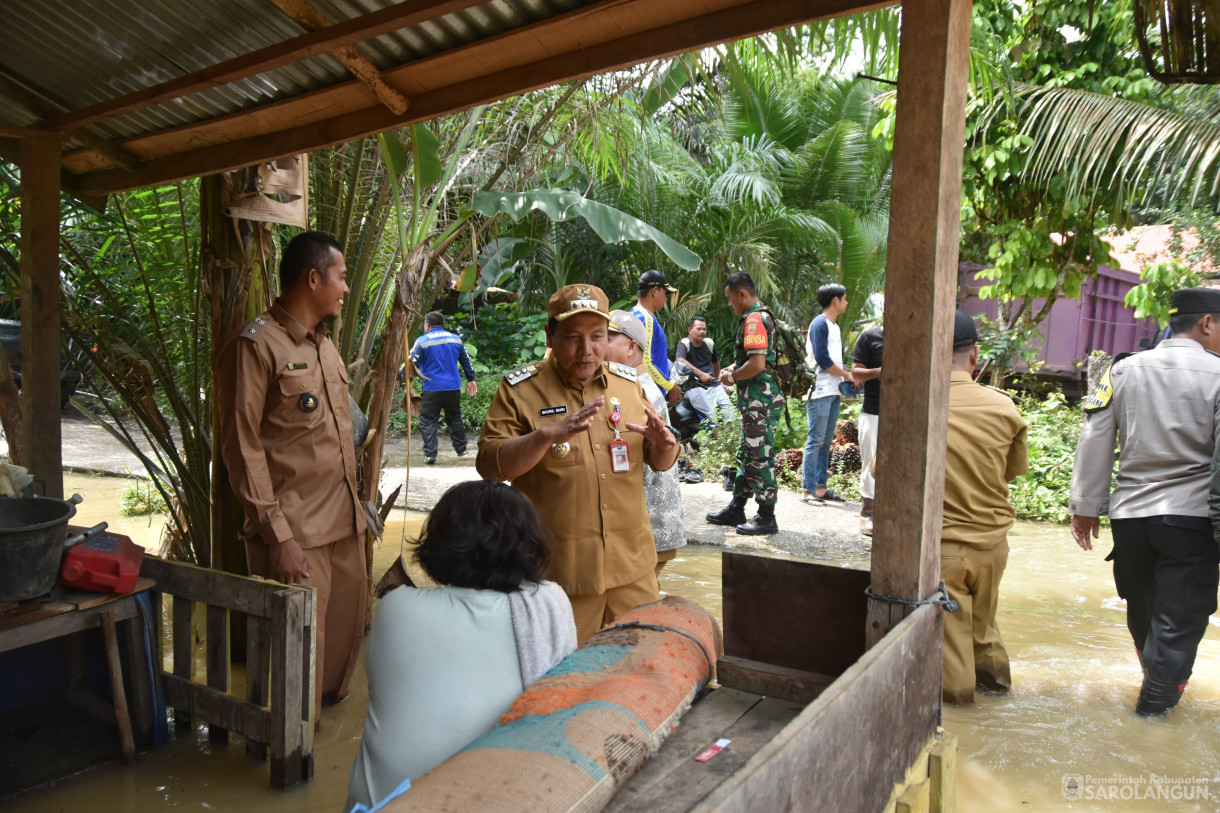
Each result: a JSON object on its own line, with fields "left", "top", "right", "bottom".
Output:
{"left": 720, "top": 466, "right": 736, "bottom": 491}
{"left": 1135, "top": 676, "right": 1185, "bottom": 717}
{"left": 706, "top": 498, "right": 748, "bottom": 526}
{"left": 736, "top": 503, "right": 778, "bottom": 535}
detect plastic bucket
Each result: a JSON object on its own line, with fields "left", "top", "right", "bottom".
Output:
{"left": 0, "top": 496, "right": 79, "bottom": 601}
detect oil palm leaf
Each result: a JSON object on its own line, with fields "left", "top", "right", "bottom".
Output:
{"left": 1015, "top": 82, "right": 1220, "bottom": 207}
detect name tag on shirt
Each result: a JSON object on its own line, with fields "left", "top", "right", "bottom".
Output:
{"left": 287, "top": 362, "right": 309, "bottom": 370}
{"left": 540, "top": 405, "right": 568, "bottom": 417}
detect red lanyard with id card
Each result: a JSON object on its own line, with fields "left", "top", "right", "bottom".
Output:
{"left": 608, "top": 397, "right": 630, "bottom": 473}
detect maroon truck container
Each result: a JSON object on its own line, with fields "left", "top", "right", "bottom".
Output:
{"left": 958, "top": 262, "right": 1160, "bottom": 395}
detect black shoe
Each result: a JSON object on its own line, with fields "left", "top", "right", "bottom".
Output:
{"left": 706, "top": 501, "right": 748, "bottom": 526}
{"left": 684, "top": 467, "right": 704, "bottom": 484}
{"left": 456, "top": 450, "right": 467, "bottom": 457}
{"left": 1136, "top": 676, "right": 1185, "bottom": 717}
{"left": 425, "top": 457, "right": 436, "bottom": 465}
{"left": 736, "top": 513, "right": 779, "bottom": 535}
{"left": 720, "top": 466, "right": 736, "bottom": 491}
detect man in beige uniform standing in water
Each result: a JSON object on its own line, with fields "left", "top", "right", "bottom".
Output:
{"left": 477, "top": 284, "right": 679, "bottom": 642}
{"left": 218, "top": 231, "right": 367, "bottom": 723}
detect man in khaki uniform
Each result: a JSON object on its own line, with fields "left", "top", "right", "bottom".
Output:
{"left": 218, "top": 231, "right": 367, "bottom": 721}
{"left": 941, "top": 311, "right": 1028, "bottom": 706}
{"left": 477, "top": 284, "right": 680, "bottom": 642}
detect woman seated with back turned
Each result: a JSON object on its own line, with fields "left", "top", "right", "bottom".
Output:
{"left": 346, "top": 480, "right": 577, "bottom": 812}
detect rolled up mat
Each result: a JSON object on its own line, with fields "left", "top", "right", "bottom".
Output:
{"left": 384, "top": 595, "right": 723, "bottom": 812}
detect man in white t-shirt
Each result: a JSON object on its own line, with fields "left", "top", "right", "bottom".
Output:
{"left": 801, "top": 284, "right": 856, "bottom": 504}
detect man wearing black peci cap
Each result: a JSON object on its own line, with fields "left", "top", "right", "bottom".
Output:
{"left": 939, "top": 311, "right": 1029, "bottom": 706}
{"left": 1071, "top": 286, "right": 1220, "bottom": 717}
{"left": 632, "top": 270, "right": 683, "bottom": 405}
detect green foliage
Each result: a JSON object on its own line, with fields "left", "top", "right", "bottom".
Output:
{"left": 688, "top": 413, "right": 742, "bottom": 475}
{"left": 688, "top": 396, "right": 807, "bottom": 478}
{"left": 120, "top": 479, "right": 169, "bottom": 516}
{"left": 461, "top": 372, "right": 501, "bottom": 432}
{"left": 457, "top": 303, "right": 548, "bottom": 371}
{"left": 1125, "top": 260, "right": 1201, "bottom": 323}
{"left": 976, "top": 315, "right": 1045, "bottom": 387}
{"left": 468, "top": 189, "right": 702, "bottom": 271}
{"left": 1007, "top": 390, "right": 1083, "bottom": 523}
{"left": 826, "top": 471, "right": 861, "bottom": 503}
{"left": 960, "top": 0, "right": 1147, "bottom": 353}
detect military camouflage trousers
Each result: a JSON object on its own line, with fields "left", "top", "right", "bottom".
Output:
{"left": 733, "top": 377, "right": 785, "bottom": 507}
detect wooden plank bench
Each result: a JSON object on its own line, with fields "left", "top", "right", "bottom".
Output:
{"left": 139, "top": 555, "right": 316, "bottom": 789}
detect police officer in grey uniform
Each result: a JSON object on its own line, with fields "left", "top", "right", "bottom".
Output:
{"left": 1070, "top": 287, "right": 1220, "bottom": 717}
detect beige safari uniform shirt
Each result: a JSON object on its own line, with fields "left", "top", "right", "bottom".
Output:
{"left": 942, "top": 371, "right": 1029, "bottom": 549}
{"left": 1072, "top": 338, "right": 1220, "bottom": 520}
{"left": 218, "top": 302, "right": 365, "bottom": 549}
{"left": 476, "top": 354, "right": 671, "bottom": 595}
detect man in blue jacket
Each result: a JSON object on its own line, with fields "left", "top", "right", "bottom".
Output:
{"left": 632, "top": 270, "right": 683, "bottom": 405}
{"left": 407, "top": 312, "right": 477, "bottom": 464}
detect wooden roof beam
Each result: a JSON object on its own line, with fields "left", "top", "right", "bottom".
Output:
{"left": 0, "top": 72, "right": 142, "bottom": 172}
{"left": 271, "top": 0, "right": 409, "bottom": 116}
{"left": 38, "top": 0, "right": 486, "bottom": 133}
{"left": 75, "top": 0, "right": 895, "bottom": 195}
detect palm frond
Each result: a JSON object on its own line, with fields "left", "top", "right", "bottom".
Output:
{"left": 1016, "top": 82, "right": 1220, "bottom": 207}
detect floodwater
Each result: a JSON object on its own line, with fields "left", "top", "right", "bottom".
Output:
{"left": 6, "top": 474, "right": 1220, "bottom": 811}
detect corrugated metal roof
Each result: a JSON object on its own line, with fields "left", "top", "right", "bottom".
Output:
{"left": 1, "top": 0, "right": 592, "bottom": 142}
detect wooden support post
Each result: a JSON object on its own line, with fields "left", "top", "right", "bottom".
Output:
{"left": 270, "top": 589, "right": 308, "bottom": 789}
{"left": 245, "top": 613, "right": 271, "bottom": 760}
{"left": 99, "top": 610, "right": 136, "bottom": 762}
{"left": 172, "top": 596, "right": 193, "bottom": 730}
{"left": 18, "top": 134, "right": 63, "bottom": 499}
{"left": 867, "top": 0, "right": 973, "bottom": 649}
{"left": 206, "top": 604, "right": 230, "bottom": 743}
{"left": 120, "top": 615, "right": 156, "bottom": 746}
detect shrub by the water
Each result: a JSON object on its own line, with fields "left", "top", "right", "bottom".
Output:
{"left": 120, "top": 479, "right": 168, "bottom": 516}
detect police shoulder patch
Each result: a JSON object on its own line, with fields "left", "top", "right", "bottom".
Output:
{"left": 607, "top": 361, "right": 638, "bottom": 381}
{"left": 1082, "top": 352, "right": 1133, "bottom": 414}
{"left": 505, "top": 363, "right": 538, "bottom": 386}
{"left": 237, "top": 315, "right": 269, "bottom": 342}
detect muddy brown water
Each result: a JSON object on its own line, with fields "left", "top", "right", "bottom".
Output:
{"left": 6, "top": 474, "right": 1219, "bottom": 811}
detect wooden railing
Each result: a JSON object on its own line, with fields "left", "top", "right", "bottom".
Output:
{"left": 140, "top": 555, "right": 315, "bottom": 788}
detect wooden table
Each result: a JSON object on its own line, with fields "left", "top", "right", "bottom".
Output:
{"left": 0, "top": 577, "right": 157, "bottom": 762}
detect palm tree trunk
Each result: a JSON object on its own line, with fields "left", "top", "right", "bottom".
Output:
{"left": 203, "top": 171, "right": 273, "bottom": 573}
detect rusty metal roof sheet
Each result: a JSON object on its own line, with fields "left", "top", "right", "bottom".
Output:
{"left": 0, "top": 0, "right": 883, "bottom": 194}
{"left": 2, "top": 0, "right": 589, "bottom": 144}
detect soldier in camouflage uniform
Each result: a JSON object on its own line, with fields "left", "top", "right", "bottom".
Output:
{"left": 706, "top": 272, "right": 784, "bottom": 535}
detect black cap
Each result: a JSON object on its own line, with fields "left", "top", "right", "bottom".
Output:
{"left": 952, "top": 311, "right": 978, "bottom": 348}
{"left": 1169, "top": 286, "right": 1220, "bottom": 316}
{"left": 638, "top": 269, "right": 678, "bottom": 293}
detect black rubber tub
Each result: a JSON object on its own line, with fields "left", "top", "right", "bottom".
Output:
{"left": 0, "top": 495, "right": 79, "bottom": 601}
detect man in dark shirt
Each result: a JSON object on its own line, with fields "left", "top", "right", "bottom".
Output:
{"left": 852, "top": 325, "right": 883, "bottom": 535}
{"left": 675, "top": 316, "right": 734, "bottom": 422}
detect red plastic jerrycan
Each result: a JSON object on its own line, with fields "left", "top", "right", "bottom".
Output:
{"left": 61, "top": 531, "right": 145, "bottom": 593}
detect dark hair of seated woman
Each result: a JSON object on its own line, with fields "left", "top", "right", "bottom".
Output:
{"left": 414, "top": 480, "right": 551, "bottom": 593}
